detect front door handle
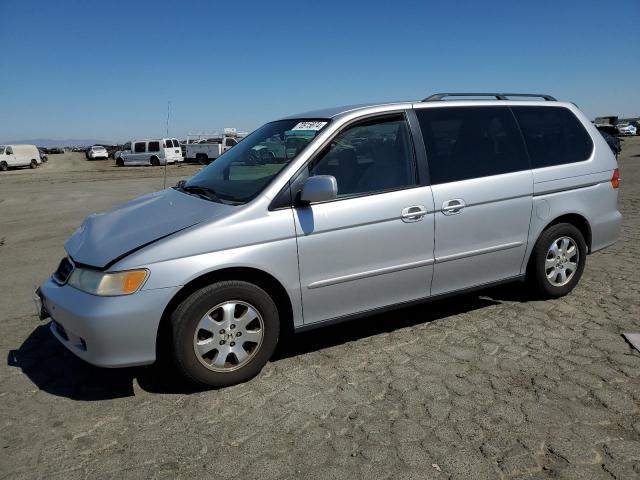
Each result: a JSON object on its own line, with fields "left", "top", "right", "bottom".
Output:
{"left": 401, "top": 205, "right": 428, "bottom": 222}
{"left": 442, "top": 199, "right": 466, "bottom": 215}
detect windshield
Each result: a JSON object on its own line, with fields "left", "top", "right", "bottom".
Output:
{"left": 183, "top": 119, "right": 328, "bottom": 204}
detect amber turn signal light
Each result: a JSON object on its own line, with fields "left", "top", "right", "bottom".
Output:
{"left": 122, "top": 271, "right": 148, "bottom": 294}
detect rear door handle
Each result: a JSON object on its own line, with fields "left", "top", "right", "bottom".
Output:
{"left": 401, "top": 205, "right": 428, "bottom": 222}
{"left": 442, "top": 199, "right": 466, "bottom": 215}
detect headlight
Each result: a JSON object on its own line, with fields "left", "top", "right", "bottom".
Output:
{"left": 67, "top": 268, "right": 148, "bottom": 296}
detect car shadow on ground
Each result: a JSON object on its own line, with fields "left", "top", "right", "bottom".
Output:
{"left": 8, "top": 283, "right": 531, "bottom": 401}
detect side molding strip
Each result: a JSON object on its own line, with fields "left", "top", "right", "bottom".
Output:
{"left": 308, "top": 258, "right": 435, "bottom": 289}
{"left": 435, "top": 241, "right": 523, "bottom": 264}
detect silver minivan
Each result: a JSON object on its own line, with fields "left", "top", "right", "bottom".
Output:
{"left": 36, "top": 93, "right": 622, "bottom": 387}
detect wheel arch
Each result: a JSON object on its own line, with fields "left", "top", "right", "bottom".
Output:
{"left": 525, "top": 212, "right": 592, "bottom": 274}
{"left": 543, "top": 213, "right": 592, "bottom": 253}
{"left": 156, "top": 266, "right": 295, "bottom": 360}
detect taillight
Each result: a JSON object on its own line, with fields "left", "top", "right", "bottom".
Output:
{"left": 611, "top": 168, "right": 620, "bottom": 189}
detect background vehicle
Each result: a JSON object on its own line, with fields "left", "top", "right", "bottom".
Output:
{"left": 185, "top": 130, "right": 243, "bottom": 164}
{"left": 617, "top": 123, "right": 637, "bottom": 136}
{"left": 47, "top": 147, "right": 65, "bottom": 154}
{"left": 38, "top": 148, "right": 48, "bottom": 163}
{"left": 115, "top": 138, "right": 183, "bottom": 166}
{"left": 0, "top": 144, "right": 41, "bottom": 171}
{"left": 86, "top": 145, "right": 108, "bottom": 160}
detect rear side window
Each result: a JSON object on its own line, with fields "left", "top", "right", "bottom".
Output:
{"left": 148, "top": 141, "right": 160, "bottom": 152}
{"left": 134, "top": 142, "right": 146, "bottom": 153}
{"left": 416, "top": 107, "right": 529, "bottom": 184}
{"left": 511, "top": 107, "right": 593, "bottom": 168}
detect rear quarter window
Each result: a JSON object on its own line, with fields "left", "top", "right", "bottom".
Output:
{"left": 148, "top": 141, "right": 160, "bottom": 152}
{"left": 511, "top": 106, "right": 593, "bottom": 168}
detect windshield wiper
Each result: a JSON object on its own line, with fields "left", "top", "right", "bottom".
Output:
{"left": 179, "top": 184, "right": 222, "bottom": 202}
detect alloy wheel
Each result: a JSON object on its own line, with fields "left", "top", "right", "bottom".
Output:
{"left": 193, "top": 301, "right": 264, "bottom": 372}
{"left": 545, "top": 236, "right": 579, "bottom": 287}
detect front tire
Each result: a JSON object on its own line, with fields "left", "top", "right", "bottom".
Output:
{"left": 170, "top": 281, "right": 280, "bottom": 387}
{"left": 0, "top": 161, "right": 7, "bottom": 172}
{"left": 150, "top": 156, "right": 160, "bottom": 166}
{"left": 528, "top": 223, "right": 587, "bottom": 298}
{"left": 116, "top": 157, "right": 124, "bottom": 167}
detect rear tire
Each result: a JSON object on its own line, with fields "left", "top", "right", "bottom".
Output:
{"left": 30, "top": 159, "right": 38, "bottom": 169}
{"left": 170, "top": 281, "right": 280, "bottom": 387}
{"left": 0, "top": 161, "right": 7, "bottom": 172}
{"left": 196, "top": 154, "right": 208, "bottom": 165}
{"left": 527, "top": 223, "right": 587, "bottom": 298}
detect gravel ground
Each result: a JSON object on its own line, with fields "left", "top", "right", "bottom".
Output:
{"left": 0, "top": 141, "right": 639, "bottom": 480}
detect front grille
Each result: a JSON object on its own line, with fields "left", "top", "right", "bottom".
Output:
{"left": 53, "top": 257, "right": 75, "bottom": 284}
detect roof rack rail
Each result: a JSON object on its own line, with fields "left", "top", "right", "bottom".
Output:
{"left": 423, "top": 92, "right": 557, "bottom": 102}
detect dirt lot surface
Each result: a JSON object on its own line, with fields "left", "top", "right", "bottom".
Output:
{"left": 1, "top": 144, "right": 639, "bottom": 479}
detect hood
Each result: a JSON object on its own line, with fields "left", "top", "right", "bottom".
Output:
{"left": 65, "top": 188, "right": 233, "bottom": 268}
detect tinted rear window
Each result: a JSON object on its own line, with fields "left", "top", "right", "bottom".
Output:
{"left": 511, "top": 106, "right": 593, "bottom": 168}
{"left": 148, "top": 141, "right": 160, "bottom": 152}
{"left": 134, "top": 142, "right": 146, "bottom": 153}
{"left": 416, "top": 106, "right": 529, "bottom": 184}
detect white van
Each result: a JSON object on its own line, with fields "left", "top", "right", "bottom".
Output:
{"left": 0, "top": 144, "right": 41, "bottom": 171}
{"left": 115, "top": 138, "right": 183, "bottom": 167}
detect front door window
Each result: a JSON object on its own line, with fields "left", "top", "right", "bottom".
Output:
{"left": 306, "top": 114, "right": 417, "bottom": 198}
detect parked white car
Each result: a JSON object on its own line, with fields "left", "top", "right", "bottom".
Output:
{"left": 87, "top": 145, "right": 108, "bottom": 160}
{"left": 115, "top": 138, "right": 183, "bottom": 166}
{"left": 617, "top": 123, "right": 637, "bottom": 136}
{"left": 0, "top": 144, "right": 41, "bottom": 171}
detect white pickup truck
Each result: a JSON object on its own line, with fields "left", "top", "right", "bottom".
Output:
{"left": 185, "top": 129, "right": 245, "bottom": 164}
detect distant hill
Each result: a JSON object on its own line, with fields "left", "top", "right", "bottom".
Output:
{"left": 0, "top": 138, "right": 117, "bottom": 148}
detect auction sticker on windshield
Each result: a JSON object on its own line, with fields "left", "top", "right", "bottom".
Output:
{"left": 291, "top": 121, "right": 327, "bottom": 131}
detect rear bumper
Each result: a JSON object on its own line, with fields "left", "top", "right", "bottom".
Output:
{"left": 591, "top": 209, "right": 623, "bottom": 253}
{"left": 39, "top": 277, "right": 178, "bottom": 367}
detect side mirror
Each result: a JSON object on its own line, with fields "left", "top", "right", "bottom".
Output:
{"left": 299, "top": 175, "right": 337, "bottom": 204}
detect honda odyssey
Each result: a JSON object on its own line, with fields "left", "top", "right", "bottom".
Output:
{"left": 36, "top": 93, "right": 622, "bottom": 386}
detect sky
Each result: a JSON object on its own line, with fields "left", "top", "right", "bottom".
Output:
{"left": 1, "top": 0, "right": 639, "bottom": 143}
